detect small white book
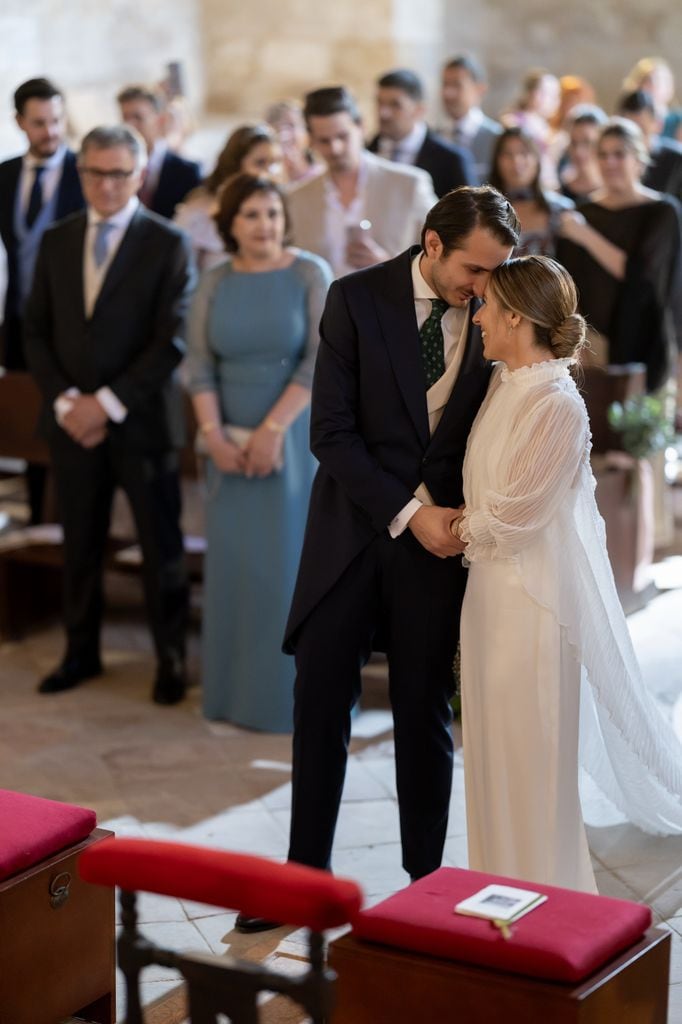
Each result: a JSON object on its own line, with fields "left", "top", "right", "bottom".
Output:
{"left": 454, "top": 884, "right": 547, "bottom": 927}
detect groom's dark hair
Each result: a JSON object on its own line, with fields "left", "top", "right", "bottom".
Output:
{"left": 421, "top": 186, "right": 520, "bottom": 254}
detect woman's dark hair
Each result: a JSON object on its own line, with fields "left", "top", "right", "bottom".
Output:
{"left": 420, "top": 185, "right": 519, "bottom": 254}
{"left": 488, "top": 127, "right": 548, "bottom": 212}
{"left": 14, "top": 77, "right": 62, "bottom": 116}
{"left": 214, "top": 174, "right": 291, "bottom": 253}
{"left": 205, "top": 125, "right": 275, "bottom": 195}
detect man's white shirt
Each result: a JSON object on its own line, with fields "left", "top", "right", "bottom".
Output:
{"left": 388, "top": 253, "right": 469, "bottom": 538}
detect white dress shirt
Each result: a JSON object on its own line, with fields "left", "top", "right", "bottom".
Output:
{"left": 321, "top": 158, "right": 368, "bottom": 278}
{"left": 447, "top": 107, "right": 485, "bottom": 147}
{"left": 20, "top": 145, "right": 68, "bottom": 214}
{"left": 388, "top": 253, "right": 469, "bottom": 538}
{"left": 54, "top": 197, "right": 140, "bottom": 428}
{"left": 142, "top": 139, "right": 167, "bottom": 198}
{"left": 376, "top": 121, "right": 428, "bottom": 165}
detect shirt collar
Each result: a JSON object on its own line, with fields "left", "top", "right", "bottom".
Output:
{"left": 411, "top": 252, "right": 439, "bottom": 301}
{"left": 87, "top": 196, "right": 140, "bottom": 229}
{"left": 24, "top": 145, "right": 67, "bottom": 171}
{"left": 379, "top": 121, "right": 427, "bottom": 158}
{"left": 147, "top": 139, "right": 168, "bottom": 176}
{"left": 451, "top": 107, "right": 484, "bottom": 135}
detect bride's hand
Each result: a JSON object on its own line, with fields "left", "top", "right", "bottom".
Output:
{"left": 409, "top": 506, "right": 465, "bottom": 558}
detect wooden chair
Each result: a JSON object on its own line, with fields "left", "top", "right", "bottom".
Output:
{"left": 79, "top": 838, "right": 363, "bottom": 1024}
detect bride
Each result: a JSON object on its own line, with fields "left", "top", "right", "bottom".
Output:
{"left": 453, "top": 254, "right": 682, "bottom": 893}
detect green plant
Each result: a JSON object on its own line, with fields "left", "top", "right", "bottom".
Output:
{"left": 607, "top": 395, "right": 674, "bottom": 459}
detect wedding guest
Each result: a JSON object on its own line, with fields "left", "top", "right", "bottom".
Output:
{"left": 457, "top": 254, "right": 682, "bottom": 892}
{"left": 557, "top": 117, "right": 682, "bottom": 392}
{"left": 618, "top": 90, "right": 682, "bottom": 203}
{"left": 367, "top": 68, "right": 476, "bottom": 197}
{"left": 185, "top": 173, "right": 332, "bottom": 731}
{"left": 440, "top": 54, "right": 502, "bottom": 182}
{"left": 286, "top": 86, "right": 436, "bottom": 278}
{"left": 265, "top": 100, "right": 321, "bottom": 185}
{"left": 174, "top": 124, "right": 283, "bottom": 270}
{"left": 489, "top": 127, "right": 573, "bottom": 256}
{"left": 558, "top": 105, "right": 607, "bottom": 203}
{"left": 501, "top": 68, "right": 561, "bottom": 186}
{"left": 117, "top": 84, "right": 201, "bottom": 218}
{"left": 622, "top": 57, "right": 681, "bottom": 143}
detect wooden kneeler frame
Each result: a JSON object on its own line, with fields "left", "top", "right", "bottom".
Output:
{"left": 80, "top": 838, "right": 363, "bottom": 1024}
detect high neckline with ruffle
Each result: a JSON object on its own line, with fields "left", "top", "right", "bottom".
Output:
{"left": 500, "top": 357, "right": 575, "bottom": 386}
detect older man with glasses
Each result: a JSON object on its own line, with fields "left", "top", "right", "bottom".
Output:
{"left": 24, "top": 124, "right": 196, "bottom": 704}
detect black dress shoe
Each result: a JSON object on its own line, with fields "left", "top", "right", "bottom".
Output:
{"left": 38, "top": 655, "right": 103, "bottom": 694}
{"left": 235, "top": 912, "right": 282, "bottom": 934}
{"left": 152, "top": 665, "right": 187, "bottom": 705}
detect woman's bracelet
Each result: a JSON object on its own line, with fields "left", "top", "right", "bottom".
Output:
{"left": 449, "top": 516, "right": 463, "bottom": 539}
{"left": 199, "top": 421, "right": 220, "bottom": 436}
{"left": 264, "top": 417, "right": 286, "bottom": 434}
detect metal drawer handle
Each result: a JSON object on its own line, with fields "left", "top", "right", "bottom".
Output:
{"left": 49, "top": 871, "right": 71, "bottom": 909}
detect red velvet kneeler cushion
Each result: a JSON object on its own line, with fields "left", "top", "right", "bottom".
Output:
{"left": 0, "top": 789, "right": 97, "bottom": 882}
{"left": 352, "top": 867, "right": 652, "bottom": 983}
{"left": 80, "top": 838, "right": 363, "bottom": 932}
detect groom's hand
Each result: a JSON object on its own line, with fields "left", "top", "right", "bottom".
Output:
{"left": 408, "top": 506, "right": 466, "bottom": 558}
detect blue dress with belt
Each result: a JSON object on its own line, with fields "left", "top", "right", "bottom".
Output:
{"left": 186, "top": 252, "right": 332, "bottom": 731}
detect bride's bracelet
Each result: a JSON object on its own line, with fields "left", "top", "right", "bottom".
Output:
{"left": 449, "top": 516, "right": 463, "bottom": 539}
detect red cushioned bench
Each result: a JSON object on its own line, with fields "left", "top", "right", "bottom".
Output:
{"left": 0, "top": 789, "right": 115, "bottom": 1024}
{"left": 330, "top": 867, "right": 670, "bottom": 1024}
{"left": 79, "top": 837, "right": 364, "bottom": 1024}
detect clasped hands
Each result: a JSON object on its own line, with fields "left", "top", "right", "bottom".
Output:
{"left": 206, "top": 422, "right": 284, "bottom": 478}
{"left": 60, "top": 394, "right": 108, "bottom": 448}
{"left": 408, "top": 504, "right": 467, "bottom": 559}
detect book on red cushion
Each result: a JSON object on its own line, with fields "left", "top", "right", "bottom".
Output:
{"left": 351, "top": 867, "right": 652, "bottom": 983}
{"left": 0, "top": 789, "right": 96, "bottom": 882}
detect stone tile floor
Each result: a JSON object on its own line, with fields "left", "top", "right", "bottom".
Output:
{"left": 2, "top": 567, "right": 682, "bottom": 1022}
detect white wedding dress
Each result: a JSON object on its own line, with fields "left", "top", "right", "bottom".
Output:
{"left": 459, "top": 358, "right": 682, "bottom": 893}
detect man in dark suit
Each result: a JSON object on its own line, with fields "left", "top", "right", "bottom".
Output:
{"left": 0, "top": 78, "right": 84, "bottom": 370}
{"left": 24, "top": 125, "right": 195, "bottom": 704}
{"left": 0, "top": 77, "right": 84, "bottom": 522}
{"left": 117, "top": 85, "right": 201, "bottom": 219}
{"left": 235, "top": 186, "right": 519, "bottom": 932}
{"left": 367, "top": 69, "right": 476, "bottom": 198}
{"left": 440, "top": 55, "right": 503, "bottom": 183}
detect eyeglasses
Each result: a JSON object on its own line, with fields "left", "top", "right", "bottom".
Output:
{"left": 79, "top": 167, "right": 136, "bottom": 181}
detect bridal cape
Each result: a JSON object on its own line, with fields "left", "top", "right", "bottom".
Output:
{"left": 460, "top": 359, "right": 682, "bottom": 838}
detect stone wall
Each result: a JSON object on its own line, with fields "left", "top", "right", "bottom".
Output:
{"left": 0, "top": 0, "right": 204, "bottom": 157}
{"left": 0, "top": 0, "right": 680, "bottom": 159}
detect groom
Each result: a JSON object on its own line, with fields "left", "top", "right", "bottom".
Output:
{"left": 236, "top": 186, "right": 519, "bottom": 930}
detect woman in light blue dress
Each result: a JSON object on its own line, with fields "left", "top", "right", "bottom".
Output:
{"left": 186, "top": 174, "right": 332, "bottom": 731}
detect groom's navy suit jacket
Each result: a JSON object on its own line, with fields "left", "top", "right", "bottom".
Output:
{"left": 284, "top": 246, "right": 492, "bottom": 652}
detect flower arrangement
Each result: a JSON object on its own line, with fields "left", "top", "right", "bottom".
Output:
{"left": 607, "top": 395, "right": 674, "bottom": 459}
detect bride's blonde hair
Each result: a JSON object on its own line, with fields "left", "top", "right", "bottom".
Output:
{"left": 488, "top": 255, "right": 586, "bottom": 359}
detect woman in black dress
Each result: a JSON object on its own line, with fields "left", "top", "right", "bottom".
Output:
{"left": 489, "top": 127, "right": 574, "bottom": 257}
{"left": 557, "top": 118, "right": 681, "bottom": 392}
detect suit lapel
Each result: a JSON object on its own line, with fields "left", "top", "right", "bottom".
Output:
{"left": 61, "top": 213, "right": 88, "bottom": 321}
{"left": 373, "top": 248, "right": 430, "bottom": 448}
{"left": 93, "top": 209, "right": 147, "bottom": 314}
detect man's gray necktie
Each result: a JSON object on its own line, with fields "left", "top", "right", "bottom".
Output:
{"left": 93, "top": 221, "right": 115, "bottom": 268}
{"left": 419, "top": 298, "right": 448, "bottom": 388}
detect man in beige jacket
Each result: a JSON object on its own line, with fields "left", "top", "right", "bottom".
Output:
{"left": 287, "top": 86, "right": 437, "bottom": 278}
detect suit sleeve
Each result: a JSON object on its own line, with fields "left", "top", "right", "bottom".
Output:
{"left": 23, "top": 234, "right": 72, "bottom": 404}
{"left": 453, "top": 147, "right": 477, "bottom": 188}
{"left": 107, "top": 232, "right": 197, "bottom": 410}
{"left": 310, "top": 279, "right": 417, "bottom": 531}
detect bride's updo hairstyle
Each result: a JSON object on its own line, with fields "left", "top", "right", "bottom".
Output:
{"left": 488, "top": 255, "right": 586, "bottom": 359}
